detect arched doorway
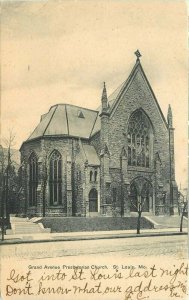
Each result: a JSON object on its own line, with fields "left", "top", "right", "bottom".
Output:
{"left": 130, "top": 183, "right": 138, "bottom": 212}
{"left": 89, "top": 188, "right": 98, "bottom": 212}
{"left": 141, "top": 181, "right": 151, "bottom": 212}
{"left": 130, "top": 178, "right": 152, "bottom": 212}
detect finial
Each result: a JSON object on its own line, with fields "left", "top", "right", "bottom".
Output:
{"left": 101, "top": 81, "right": 108, "bottom": 113}
{"left": 134, "top": 49, "right": 142, "bottom": 61}
{"left": 102, "top": 81, "right": 107, "bottom": 101}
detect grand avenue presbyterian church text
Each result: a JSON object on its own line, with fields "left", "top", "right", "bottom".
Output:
{"left": 19, "top": 54, "right": 178, "bottom": 218}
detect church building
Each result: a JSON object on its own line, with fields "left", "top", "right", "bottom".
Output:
{"left": 19, "top": 53, "right": 178, "bottom": 218}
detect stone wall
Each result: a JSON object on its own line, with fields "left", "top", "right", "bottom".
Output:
{"left": 19, "top": 63, "right": 177, "bottom": 218}
{"left": 90, "top": 64, "right": 177, "bottom": 216}
{"left": 20, "top": 137, "right": 80, "bottom": 217}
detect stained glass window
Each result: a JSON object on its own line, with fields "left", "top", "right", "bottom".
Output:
{"left": 128, "top": 110, "right": 152, "bottom": 168}
{"left": 29, "top": 153, "right": 38, "bottom": 206}
{"left": 49, "top": 150, "right": 62, "bottom": 205}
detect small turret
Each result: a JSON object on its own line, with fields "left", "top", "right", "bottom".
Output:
{"left": 101, "top": 82, "right": 108, "bottom": 113}
{"left": 167, "top": 104, "right": 173, "bottom": 128}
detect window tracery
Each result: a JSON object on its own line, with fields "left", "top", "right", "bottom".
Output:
{"left": 128, "top": 110, "right": 151, "bottom": 168}
{"left": 29, "top": 153, "right": 38, "bottom": 206}
{"left": 49, "top": 150, "right": 62, "bottom": 205}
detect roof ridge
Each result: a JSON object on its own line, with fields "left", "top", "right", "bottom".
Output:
{"left": 43, "top": 105, "right": 58, "bottom": 136}
{"left": 49, "top": 103, "right": 98, "bottom": 113}
{"left": 139, "top": 63, "right": 168, "bottom": 128}
{"left": 65, "top": 105, "right": 69, "bottom": 135}
{"left": 109, "top": 60, "right": 140, "bottom": 113}
{"left": 109, "top": 60, "right": 168, "bottom": 129}
{"left": 89, "top": 111, "right": 99, "bottom": 138}
{"left": 108, "top": 80, "right": 126, "bottom": 102}
{"left": 96, "top": 61, "right": 140, "bottom": 112}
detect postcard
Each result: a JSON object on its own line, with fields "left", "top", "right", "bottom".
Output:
{"left": 0, "top": 1, "right": 188, "bottom": 299}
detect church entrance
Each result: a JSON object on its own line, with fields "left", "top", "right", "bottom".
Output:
{"left": 129, "top": 177, "right": 152, "bottom": 212}
{"left": 89, "top": 188, "right": 98, "bottom": 212}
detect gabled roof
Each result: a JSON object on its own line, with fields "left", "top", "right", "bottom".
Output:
{"left": 91, "top": 59, "right": 168, "bottom": 136}
{"left": 25, "top": 59, "right": 168, "bottom": 143}
{"left": 27, "top": 104, "right": 99, "bottom": 141}
{"left": 82, "top": 144, "right": 100, "bottom": 166}
{"left": 108, "top": 60, "right": 168, "bottom": 127}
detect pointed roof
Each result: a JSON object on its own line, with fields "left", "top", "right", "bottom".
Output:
{"left": 91, "top": 59, "right": 168, "bottom": 136}
{"left": 24, "top": 57, "right": 168, "bottom": 144}
{"left": 27, "top": 104, "right": 98, "bottom": 142}
{"left": 109, "top": 60, "right": 167, "bottom": 126}
{"left": 82, "top": 144, "right": 100, "bottom": 166}
{"left": 102, "top": 82, "right": 108, "bottom": 102}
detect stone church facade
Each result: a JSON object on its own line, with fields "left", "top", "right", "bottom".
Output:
{"left": 19, "top": 56, "right": 178, "bottom": 218}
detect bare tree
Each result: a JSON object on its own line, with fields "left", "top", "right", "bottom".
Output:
{"left": 0, "top": 145, "right": 6, "bottom": 240}
{"left": 0, "top": 130, "right": 17, "bottom": 240}
{"left": 130, "top": 197, "right": 146, "bottom": 234}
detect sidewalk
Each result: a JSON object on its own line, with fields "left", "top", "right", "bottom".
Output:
{"left": 0, "top": 227, "right": 188, "bottom": 245}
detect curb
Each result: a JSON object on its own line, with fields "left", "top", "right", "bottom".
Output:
{"left": 0, "top": 231, "right": 187, "bottom": 246}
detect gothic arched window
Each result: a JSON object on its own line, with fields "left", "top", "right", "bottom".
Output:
{"left": 29, "top": 153, "right": 38, "bottom": 206}
{"left": 94, "top": 171, "right": 97, "bottom": 182}
{"left": 49, "top": 150, "right": 62, "bottom": 205}
{"left": 90, "top": 170, "right": 93, "bottom": 182}
{"left": 127, "top": 110, "right": 152, "bottom": 168}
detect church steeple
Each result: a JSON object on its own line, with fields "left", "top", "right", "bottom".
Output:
{"left": 167, "top": 104, "right": 173, "bottom": 128}
{"left": 101, "top": 82, "right": 108, "bottom": 113}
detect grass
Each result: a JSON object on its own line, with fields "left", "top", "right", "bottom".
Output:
{"left": 38, "top": 216, "right": 154, "bottom": 233}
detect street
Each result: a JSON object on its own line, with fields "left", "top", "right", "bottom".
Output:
{"left": 0, "top": 235, "right": 188, "bottom": 300}
{"left": 1, "top": 234, "right": 188, "bottom": 259}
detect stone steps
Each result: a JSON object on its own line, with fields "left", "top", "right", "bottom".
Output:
{"left": 144, "top": 216, "right": 188, "bottom": 229}
{"left": 6, "top": 216, "right": 51, "bottom": 235}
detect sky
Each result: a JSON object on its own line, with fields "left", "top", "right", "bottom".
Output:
{"left": 1, "top": 0, "right": 188, "bottom": 188}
